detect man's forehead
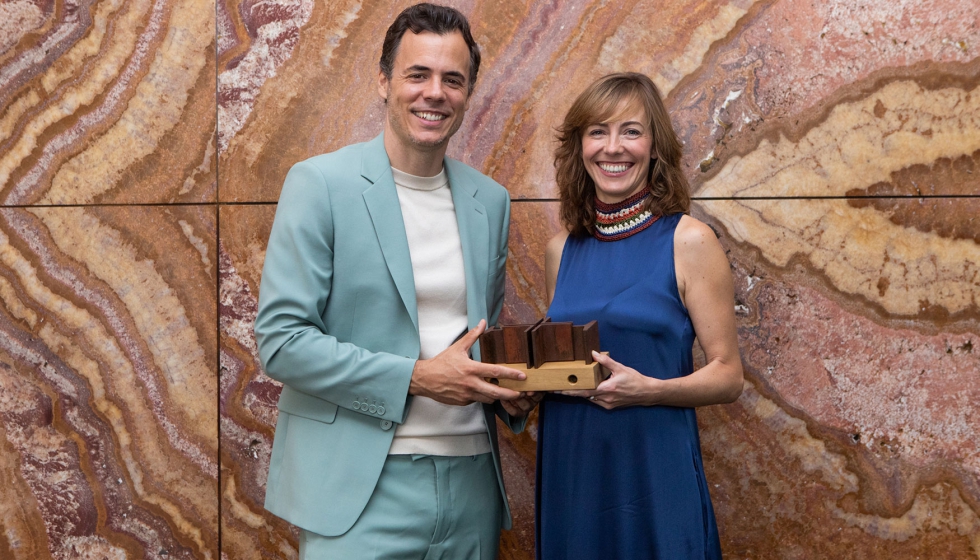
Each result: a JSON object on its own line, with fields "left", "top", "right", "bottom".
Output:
{"left": 392, "top": 31, "right": 470, "bottom": 70}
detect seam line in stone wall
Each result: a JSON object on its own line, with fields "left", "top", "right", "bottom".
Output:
{"left": 214, "top": 0, "right": 223, "bottom": 551}
{"left": 509, "top": 195, "right": 980, "bottom": 203}
{"left": 1, "top": 193, "right": 978, "bottom": 210}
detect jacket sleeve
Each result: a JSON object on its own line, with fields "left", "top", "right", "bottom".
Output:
{"left": 254, "top": 161, "right": 415, "bottom": 423}
{"left": 487, "top": 190, "right": 509, "bottom": 328}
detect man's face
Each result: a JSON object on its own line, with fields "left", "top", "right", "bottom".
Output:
{"left": 378, "top": 31, "right": 472, "bottom": 158}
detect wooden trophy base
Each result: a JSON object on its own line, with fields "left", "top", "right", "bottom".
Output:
{"left": 491, "top": 353, "right": 610, "bottom": 391}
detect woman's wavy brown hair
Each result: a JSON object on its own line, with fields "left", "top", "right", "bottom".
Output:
{"left": 555, "top": 72, "right": 690, "bottom": 237}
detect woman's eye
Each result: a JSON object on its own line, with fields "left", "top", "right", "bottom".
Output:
{"left": 588, "top": 129, "right": 605, "bottom": 137}
{"left": 624, "top": 129, "right": 642, "bottom": 137}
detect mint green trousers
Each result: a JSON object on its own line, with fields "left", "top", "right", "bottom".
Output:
{"left": 299, "top": 453, "right": 503, "bottom": 560}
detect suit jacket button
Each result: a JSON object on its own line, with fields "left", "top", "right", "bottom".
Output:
{"left": 369, "top": 405, "right": 377, "bottom": 414}
{"left": 377, "top": 406, "right": 386, "bottom": 416}
{"left": 380, "top": 420, "right": 392, "bottom": 430}
{"left": 360, "top": 402, "right": 369, "bottom": 411}
{"left": 352, "top": 401, "right": 360, "bottom": 409}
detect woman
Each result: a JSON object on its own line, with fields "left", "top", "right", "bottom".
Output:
{"left": 536, "top": 72, "right": 744, "bottom": 559}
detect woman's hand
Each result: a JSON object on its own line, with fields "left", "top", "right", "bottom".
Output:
{"left": 500, "top": 391, "right": 544, "bottom": 417}
{"left": 560, "top": 351, "right": 662, "bottom": 409}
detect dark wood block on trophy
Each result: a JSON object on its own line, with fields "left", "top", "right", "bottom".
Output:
{"left": 480, "top": 319, "right": 542, "bottom": 368}
{"left": 573, "top": 321, "right": 599, "bottom": 364}
{"left": 478, "top": 319, "right": 608, "bottom": 391}
{"left": 530, "top": 321, "right": 574, "bottom": 368}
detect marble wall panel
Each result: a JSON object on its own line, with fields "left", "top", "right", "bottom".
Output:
{"left": 0, "top": 206, "right": 218, "bottom": 558}
{"left": 695, "top": 198, "right": 979, "bottom": 557}
{"left": 0, "top": 0, "right": 217, "bottom": 205}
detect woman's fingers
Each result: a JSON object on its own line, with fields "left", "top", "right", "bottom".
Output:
{"left": 558, "top": 389, "right": 597, "bottom": 398}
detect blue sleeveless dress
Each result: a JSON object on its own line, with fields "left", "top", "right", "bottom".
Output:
{"left": 536, "top": 213, "right": 722, "bottom": 559}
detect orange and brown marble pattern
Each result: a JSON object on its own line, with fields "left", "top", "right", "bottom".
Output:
{"left": 0, "top": 0, "right": 216, "bottom": 205}
{"left": 2, "top": 0, "right": 978, "bottom": 558}
{"left": 0, "top": 0, "right": 219, "bottom": 557}
{"left": 0, "top": 207, "right": 218, "bottom": 559}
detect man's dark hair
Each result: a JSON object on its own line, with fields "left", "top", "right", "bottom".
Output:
{"left": 379, "top": 3, "right": 481, "bottom": 94}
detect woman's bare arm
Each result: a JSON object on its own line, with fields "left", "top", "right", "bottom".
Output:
{"left": 544, "top": 230, "right": 569, "bottom": 305}
{"left": 655, "top": 214, "right": 744, "bottom": 406}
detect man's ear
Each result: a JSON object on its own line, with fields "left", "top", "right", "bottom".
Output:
{"left": 377, "top": 72, "right": 389, "bottom": 102}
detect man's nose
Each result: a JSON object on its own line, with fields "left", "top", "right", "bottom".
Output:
{"left": 423, "top": 78, "right": 446, "bottom": 100}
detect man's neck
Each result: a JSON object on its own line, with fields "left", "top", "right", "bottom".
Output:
{"left": 383, "top": 127, "right": 447, "bottom": 178}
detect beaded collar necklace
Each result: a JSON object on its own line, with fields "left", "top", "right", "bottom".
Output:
{"left": 593, "top": 188, "right": 660, "bottom": 241}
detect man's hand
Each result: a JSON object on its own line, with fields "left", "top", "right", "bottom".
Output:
{"left": 410, "top": 319, "right": 527, "bottom": 405}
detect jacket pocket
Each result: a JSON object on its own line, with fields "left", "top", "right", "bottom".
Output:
{"left": 277, "top": 386, "right": 339, "bottom": 424}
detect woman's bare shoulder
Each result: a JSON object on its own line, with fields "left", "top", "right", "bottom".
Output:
{"left": 675, "top": 214, "right": 727, "bottom": 260}
{"left": 674, "top": 214, "right": 717, "bottom": 246}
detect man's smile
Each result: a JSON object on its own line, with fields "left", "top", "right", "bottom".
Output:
{"left": 413, "top": 110, "right": 448, "bottom": 122}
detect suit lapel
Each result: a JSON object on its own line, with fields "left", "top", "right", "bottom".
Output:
{"left": 445, "top": 159, "right": 490, "bottom": 329}
{"left": 361, "top": 134, "right": 419, "bottom": 332}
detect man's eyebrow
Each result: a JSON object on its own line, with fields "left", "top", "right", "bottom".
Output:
{"left": 403, "top": 65, "right": 467, "bottom": 82}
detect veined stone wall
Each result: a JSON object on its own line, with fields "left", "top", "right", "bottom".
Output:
{"left": 0, "top": 1, "right": 977, "bottom": 558}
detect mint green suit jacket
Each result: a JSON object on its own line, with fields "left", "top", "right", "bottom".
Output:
{"left": 254, "top": 133, "right": 522, "bottom": 537}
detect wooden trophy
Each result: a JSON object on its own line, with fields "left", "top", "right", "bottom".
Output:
{"left": 478, "top": 319, "right": 610, "bottom": 391}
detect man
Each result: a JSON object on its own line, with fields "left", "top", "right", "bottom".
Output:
{"left": 254, "top": 4, "right": 536, "bottom": 558}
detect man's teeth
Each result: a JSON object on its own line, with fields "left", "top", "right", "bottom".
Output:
{"left": 415, "top": 111, "right": 446, "bottom": 121}
{"left": 599, "top": 163, "right": 630, "bottom": 173}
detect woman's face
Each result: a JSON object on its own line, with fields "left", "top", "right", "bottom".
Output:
{"left": 581, "top": 101, "right": 654, "bottom": 204}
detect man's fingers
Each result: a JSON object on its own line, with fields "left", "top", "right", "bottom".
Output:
{"left": 455, "top": 319, "right": 487, "bottom": 351}
{"left": 497, "top": 388, "right": 522, "bottom": 400}
{"left": 470, "top": 394, "right": 494, "bottom": 405}
{"left": 481, "top": 364, "right": 526, "bottom": 381}
{"left": 482, "top": 381, "right": 521, "bottom": 401}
